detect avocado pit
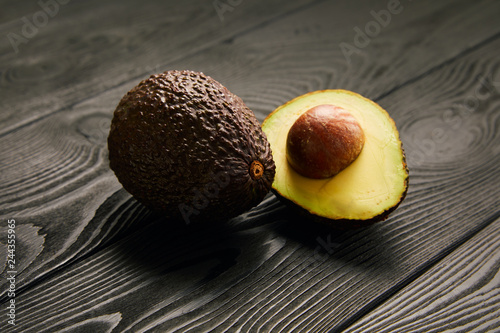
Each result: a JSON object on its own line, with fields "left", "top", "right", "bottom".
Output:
{"left": 286, "top": 104, "right": 365, "bottom": 179}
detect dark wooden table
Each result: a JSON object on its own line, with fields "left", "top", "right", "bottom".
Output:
{"left": 1, "top": 0, "right": 499, "bottom": 332}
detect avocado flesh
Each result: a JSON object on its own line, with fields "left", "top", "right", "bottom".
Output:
{"left": 262, "top": 90, "right": 408, "bottom": 224}
{"left": 108, "top": 70, "right": 275, "bottom": 224}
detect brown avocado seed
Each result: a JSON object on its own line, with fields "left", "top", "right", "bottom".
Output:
{"left": 286, "top": 104, "right": 365, "bottom": 179}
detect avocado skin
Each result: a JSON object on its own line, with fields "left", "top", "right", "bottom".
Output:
{"left": 108, "top": 70, "right": 275, "bottom": 223}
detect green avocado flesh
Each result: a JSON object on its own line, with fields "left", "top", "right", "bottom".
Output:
{"left": 108, "top": 70, "right": 275, "bottom": 224}
{"left": 262, "top": 89, "right": 408, "bottom": 225}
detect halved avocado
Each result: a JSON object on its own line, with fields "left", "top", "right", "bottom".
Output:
{"left": 262, "top": 89, "right": 408, "bottom": 229}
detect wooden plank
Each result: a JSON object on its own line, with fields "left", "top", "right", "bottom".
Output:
{"left": 2, "top": 0, "right": 498, "bottom": 301}
{"left": 1, "top": 0, "right": 499, "bottom": 309}
{"left": 0, "top": 0, "right": 317, "bottom": 135}
{"left": 193, "top": 0, "right": 500, "bottom": 121}
{"left": 1, "top": 27, "right": 499, "bottom": 332}
{"left": 343, "top": 217, "right": 500, "bottom": 333}
{"left": 3, "top": 0, "right": 500, "bottom": 134}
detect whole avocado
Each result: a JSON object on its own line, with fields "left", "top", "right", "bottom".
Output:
{"left": 108, "top": 70, "right": 275, "bottom": 224}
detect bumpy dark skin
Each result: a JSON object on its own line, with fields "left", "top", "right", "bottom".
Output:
{"left": 108, "top": 70, "right": 275, "bottom": 223}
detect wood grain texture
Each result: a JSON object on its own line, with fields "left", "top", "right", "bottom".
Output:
{"left": 0, "top": 0, "right": 319, "bottom": 300}
{"left": 1, "top": 0, "right": 500, "bottom": 331}
{"left": 0, "top": 0, "right": 318, "bottom": 135}
{"left": 2, "top": 0, "right": 498, "bottom": 303}
{"left": 1, "top": 24, "right": 499, "bottom": 332}
{"left": 343, "top": 218, "right": 500, "bottom": 333}
{"left": 192, "top": 0, "right": 500, "bottom": 121}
